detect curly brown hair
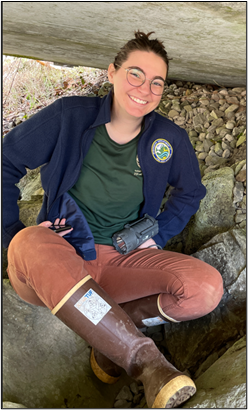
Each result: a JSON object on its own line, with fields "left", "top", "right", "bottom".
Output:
{"left": 113, "top": 30, "right": 171, "bottom": 78}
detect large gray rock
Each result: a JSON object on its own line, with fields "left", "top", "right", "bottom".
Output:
{"left": 2, "top": 197, "right": 43, "bottom": 280}
{"left": 2, "top": 2, "right": 246, "bottom": 86}
{"left": 17, "top": 167, "right": 42, "bottom": 201}
{"left": 3, "top": 280, "right": 133, "bottom": 408}
{"left": 165, "top": 167, "right": 237, "bottom": 254}
{"left": 18, "top": 198, "right": 43, "bottom": 227}
{"left": 184, "top": 167, "right": 236, "bottom": 254}
{"left": 161, "top": 228, "right": 246, "bottom": 376}
{"left": 183, "top": 336, "right": 246, "bottom": 408}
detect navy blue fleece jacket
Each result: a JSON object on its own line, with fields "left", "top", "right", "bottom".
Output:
{"left": 3, "top": 91, "right": 206, "bottom": 260}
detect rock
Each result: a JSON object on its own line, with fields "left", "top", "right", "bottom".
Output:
{"left": 3, "top": 280, "right": 133, "bottom": 408}
{"left": 162, "top": 229, "right": 246, "bottom": 376}
{"left": 203, "top": 139, "right": 213, "bottom": 151}
{"left": 184, "top": 105, "right": 193, "bottom": 112}
{"left": 188, "top": 130, "right": 198, "bottom": 138}
{"left": 182, "top": 337, "right": 246, "bottom": 408}
{"left": 194, "top": 351, "right": 219, "bottom": 380}
{"left": 168, "top": 109, "right": 179, "bottom": 118}
{"left": 98, "top": 81, "right": 112, "bottom": 97}
{"left": 222, "top": 148, "right": 231, "bottom": 158}
{"left": 195, "top": 229, "right": 246, "bottom": 291}
{"left": 17, "top": 167, "right": 42, "bottom": 201}
{"left": 18, "top": 198, "right": 43, "bottom": 228}
{"left": 233, "top": 181, "right": 244, "bottom": 203}
{"left": 133, "top": 393, "right": 143, "bottom": 405}
{"left": 219, "top": 90, "right": 228, "bottom": 96}
{"left": 34, "top": 187, "right": 44, "bottom": 196}
{"left": 137, "top": 396, "right": 147, "bottom": 408}
{"left": 228, "top": 267, "right": 246, "bottom": 299}
{"left": 235, "top": 213, "right": 246, "bottom": 223}
{"left": 130, "top": 382, "right": 139, "bottom": 395}
{"left": 232, "top": 88, "right": 246, "bottom": 93}
{"left": 174, "top": 117, "right": 186, "bottom": 126}
{"left": 184, "top": 167, "right": 236, "bottom": 254}
{"left": 7, "top": 0, "right": 242, "bottom": 90}
{"left": 226, "top": 96, "right": 240, "bottom": 105}
{"left": 3, "top": 403, "right": 26, "bottom": 409}
{"left": 171, "top": 101, "right": 181, "bottom": 112}
{"left": 195, "top": 142, "right": 204, "bottom": 152}
{"left": 115, "top": 385, "right": 133, "bottom": 402}
{"left": 225, "top": 104, "right": 239, "bottom": 114}
{"left": 214, "top": 142, "right": 223, "bottom": 156}
{"left": 209, "top": 110, "right": 218, "bottom": 120}
{"left": 205, "top": 154, "right": 227, "bottom": 167}
{"left": 221, "top": 141, "right": 230, "bottom": 150}
{"left": 226, "top": 121, "right": 235, "bottom": 129}
{"left": 193, "top": 114, "right": 205, "bottom": 131}
{"left": 114, "top": 399, "right": 132, "bottom": 408}
{"left": 198, "top": 152, "right": 208, "bottom": 160}
{"left": 3, "top": 196, "right": 43, "bottom": 279}
{"left": 236, "top": 133, "right": 246, "bottom": 147}
{"left": 236, "top": 170, "right": 246, "bottom": 182}
{"left": 234, "top": 160, "right": 246, "bottom": 175}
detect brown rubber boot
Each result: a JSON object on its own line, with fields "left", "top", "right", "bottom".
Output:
{"left": 90, "top": 294, "right": 175, "bottom": 383}
{"left": 52, "top": 277, "right": 196, "bottom": 408}
{"left": 90, "top": 347, "right": 121, "bottom": 384}
{"left": 120, "top": 294, "right": 176, "bottom": 328}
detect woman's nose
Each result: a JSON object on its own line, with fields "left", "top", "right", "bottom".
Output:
{"left": 139, "top": 79, "right": 151, "bottom": 94}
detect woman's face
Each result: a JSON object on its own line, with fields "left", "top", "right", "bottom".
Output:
{"left": 108, "top": 50, "right": 167, "bottom": 120}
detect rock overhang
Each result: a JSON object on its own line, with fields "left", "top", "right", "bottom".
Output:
{"left": 2, "top": 1, "right": 246, "bottom": 87}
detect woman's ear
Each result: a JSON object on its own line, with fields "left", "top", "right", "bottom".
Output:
{"left": 108, "top": 63, "right": 116, "bottom": 84}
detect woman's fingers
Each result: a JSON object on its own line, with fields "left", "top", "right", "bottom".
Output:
{"left": 39, "top": 221, "right": 53, "bottom": 228}
{"left": 39, "top": 219, "right": 73, "bottom": 237}
{"left": 54, "top": 218, "right": 61, "bottom": 227}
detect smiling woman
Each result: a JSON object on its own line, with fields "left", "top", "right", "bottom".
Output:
{"left": 106, "top": 48, "right": 167, "bottom": 140}
{"left": 3, "top": 30, "right": 223, "bottom": 409}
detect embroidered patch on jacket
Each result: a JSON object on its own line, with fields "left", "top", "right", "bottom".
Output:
{"left": 151, "top": 139, "right": 173, "bottom": 163}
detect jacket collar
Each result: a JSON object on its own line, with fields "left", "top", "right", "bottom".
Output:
{"left": 90, "top": 89, "right": 156, "bottom": 130}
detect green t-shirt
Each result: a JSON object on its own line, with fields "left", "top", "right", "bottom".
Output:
{"left": 68, "top": 124, "right": 144, "bottom": 245}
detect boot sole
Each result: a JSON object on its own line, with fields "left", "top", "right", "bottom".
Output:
{"left": 90, "top": 349, "right": 120, "bottom": 384}
{"left": 152, "top": 375, "right": 196, "bottom": 408}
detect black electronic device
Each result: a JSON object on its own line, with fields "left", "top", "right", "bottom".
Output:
{"left": 112, "top": 214, "right": 159, "bottom": 255}
{"left": 49, "top": 224, "right": 72, "bottom": 233}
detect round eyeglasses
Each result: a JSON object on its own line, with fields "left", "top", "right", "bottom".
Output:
{"left": 115, "top": 64, "right": 165, "bottom": 96}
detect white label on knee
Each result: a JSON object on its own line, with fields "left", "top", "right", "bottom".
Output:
{"left": 142, "top": 316, "right": 167, "bottom": 327}
{"left": 74, "top": 289, "right": 111, "bottom": 325}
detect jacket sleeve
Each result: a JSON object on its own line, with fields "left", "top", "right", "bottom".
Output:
{"left": 152, "top": 130, "right": 206, "bottom": 248}
{"left": 3, "top": 99, "right": 63, "bottom": 248}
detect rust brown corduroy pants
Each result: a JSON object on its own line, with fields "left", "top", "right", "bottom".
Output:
{"left": 7, "top": 226, "right": 223, "bottom": 322}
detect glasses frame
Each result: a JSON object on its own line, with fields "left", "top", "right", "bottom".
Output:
{"left": 115, "top": 64, "right": 165, "bottom": 96}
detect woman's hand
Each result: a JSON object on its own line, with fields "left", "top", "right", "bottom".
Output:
{"left": 39, "top": 218, "right": 73, "bottom": 237}
{"left": 138, "top": 238, "right": 158, "bottom": 249}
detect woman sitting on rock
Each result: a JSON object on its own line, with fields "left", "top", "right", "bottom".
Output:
{"left": 3, "top": 31, "right": 223, "bottom": 408}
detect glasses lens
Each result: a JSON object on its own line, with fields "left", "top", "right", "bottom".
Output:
{"left": 127, "top": 68, "right": 145, "bottom": 87}
{"left": 151, "top": 80, "right": 164, "bottom": 96}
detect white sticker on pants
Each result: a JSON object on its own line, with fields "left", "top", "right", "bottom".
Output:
{"left": 142, "top": 316, "right": 167, "bottom": 327}
{"left": 74, "top": 289, "right": 111, "bottom": 325}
